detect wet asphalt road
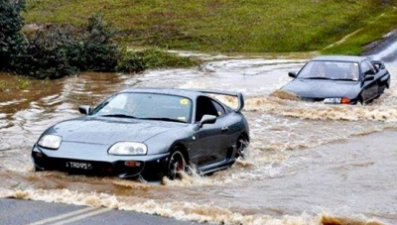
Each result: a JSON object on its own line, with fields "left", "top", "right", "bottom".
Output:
{"left": 0, "top": 198, "right": 201, "bottom": 225}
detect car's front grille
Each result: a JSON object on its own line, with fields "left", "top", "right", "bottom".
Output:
{"left": 300, "top": 97, "right": 324, "bottom": 102}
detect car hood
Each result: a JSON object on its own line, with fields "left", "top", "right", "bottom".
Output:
{"left": 49, "top": 116, "right": 187, "bottom": 145}
{"left": 281, "top": 79, "right": 360, "bottom": 99}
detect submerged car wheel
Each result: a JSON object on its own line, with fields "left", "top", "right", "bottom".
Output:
{"left": 167, "top": 149, "right": 187, "bottom": 180}
{"left": 236, "top": 136, "right": 249, "bottom": 159}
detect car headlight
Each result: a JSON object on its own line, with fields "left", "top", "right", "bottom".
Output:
{"left": 323, "top": 97, "right": 351, "bottom": 104}
{"left": 38, "top": 135, "right": 62, "bottom": 149}
{"left": 323, "top": 98, "right": 341, "bottom": 104}
{"left": 108, "top": 142, "right": 147, "bottom": 155}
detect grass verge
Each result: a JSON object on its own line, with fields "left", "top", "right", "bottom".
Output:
{"left": 24, "top": 0, "right": 397, "bottom": 55}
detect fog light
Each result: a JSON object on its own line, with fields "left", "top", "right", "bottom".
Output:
{"left": 125, "top": 161, "right": 141, "bottom": 167}
{"left": 340, "top": 97, "right": 351, "bottom": 104}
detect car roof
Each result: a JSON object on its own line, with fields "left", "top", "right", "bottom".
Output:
{"left": 119, "top": 87, "right": 209, "bottom": 99}
{"left": 310, "top": 55, "right": 369, "bottom": 63}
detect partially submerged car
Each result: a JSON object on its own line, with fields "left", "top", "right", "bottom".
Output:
{"left": 281, "top": 55, "right": 391, "bottom": 104}
{"left": 32, "top": 88, "right": 250, "bottom": 180}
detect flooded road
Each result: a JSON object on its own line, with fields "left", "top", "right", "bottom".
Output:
{"left": 0, "top": 54, "right": 397, "bottom": 225}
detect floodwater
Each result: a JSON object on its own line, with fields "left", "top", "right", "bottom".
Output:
{"left": 1, "top": 52, "right": 397, "bottom": 225}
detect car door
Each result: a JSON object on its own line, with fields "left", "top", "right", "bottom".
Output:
{"left": 188, "top": 96, "right": 229, "bottom": 167}
{"left": 360, "top": 60, "right": 378, "bottom": 102}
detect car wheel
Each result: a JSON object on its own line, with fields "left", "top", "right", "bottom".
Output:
{"left": 236, "top": 136, "right": 249, "bottom": 159}
{"left": 166, "top": 149, "right": 187, "bottom": 180}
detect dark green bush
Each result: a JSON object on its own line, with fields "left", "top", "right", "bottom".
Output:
{"left": 11, "top": 14, "right": 120, "bottom": 79}
{"left": 14, "top": 24, "right": 79, "bottom": 79}
{"left": 116, "top": 48, "right": 198, "bottom": 73}
{"left": 80, "top": 14, "right": 120, "bottom": 72}
{"left": 0, "top": 0, "right": 27, "bottom": 71}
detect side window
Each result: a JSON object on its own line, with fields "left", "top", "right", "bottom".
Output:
{"left": 195, "top": 96, "right": 219, "bottom": 122}
{"left": 360, "top": 61, "right": 375, "bottom": 75}
{"left": 366, "top": 60, "right": 376, "bottom": 73}
{"left": 212, "top": 100, "right": 226, "bottom": 117}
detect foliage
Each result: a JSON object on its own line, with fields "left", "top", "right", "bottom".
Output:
{"left": 0, "top": 0, "right": 27, "bottom": 71}
{"left": 80, "top": 14, "right": 120, "bottom": 72}
{"left": 3, "top": 11, "right": 120, "bottom": 79}
{"left": 13, "top": 24, "right": 79, "bottom": 79}
{"left": 116, "top": 48, "right": 198, "bottom": 73}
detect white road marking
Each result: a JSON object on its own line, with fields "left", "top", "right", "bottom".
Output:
{"left": 51, "top": 208, "right": 112, "bottom": 225}
{"left": 26, "top": 207, "right": 107, "bottom": 225}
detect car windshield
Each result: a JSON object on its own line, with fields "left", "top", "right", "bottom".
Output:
{"left": 91, "top": 93, "right": 192, "bottom": 123}
{"left": 298, "top": 61, "right": 360, "bottom": 81}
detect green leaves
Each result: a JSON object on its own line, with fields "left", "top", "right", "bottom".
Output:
{"left": 0, "top": 0, "right": 27, "bottom": 71}
{"left": 1, "top": 11, "right": 120, "bottom": 79}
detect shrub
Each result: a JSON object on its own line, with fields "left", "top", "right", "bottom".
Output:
{"left": 80, "top": 14, "right": 120, "bottom": 72}
{"left": 0, "top": 0, "right": 27, "bottom": 71}
{"left": 12, "top": 14, "right": 120, "bottom": 79}
{"left": 14, "top": 24, "right": 79, "bottom": 79}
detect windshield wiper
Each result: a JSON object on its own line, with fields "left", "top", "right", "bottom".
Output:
{"left": 140, "top": 117, "right": 186, "bottom": 123}
{"left": 331, "top": 78, "right": 358, "bottom": 81}
{"left": 304, "top": 77, "right": 332, "bottom": 80}
{"left": 100, "top": 114, "right": 137, "bottom": 119}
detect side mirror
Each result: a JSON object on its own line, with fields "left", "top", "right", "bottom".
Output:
{"left": 364, "top": 70, "right": 376, "bottom": 76}
{"left": 78, "top": 105, "right": 91, "bottom": 115}
{"left": 288, "top": 72, "right": 297, "bottom": 78}
{"left": 363, "top": 75, "right": 374, "bottom": 82}
{"left": 198, "top": 114, "right": 217, "bottom": 127}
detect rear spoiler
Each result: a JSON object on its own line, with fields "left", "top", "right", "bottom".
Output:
{"left": 195, "top": 89, "right": 245, "bottom": 112}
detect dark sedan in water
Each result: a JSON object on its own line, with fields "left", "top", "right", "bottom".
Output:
{"left": 281, "top": 55, "right": 391, "bottom": 104}
{"left": 32, "top": 88, "right": 250, "bottom": 180}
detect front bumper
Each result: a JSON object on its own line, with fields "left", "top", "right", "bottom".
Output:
{"left": 32, "top": 144, "right": 170, "bottom": 179}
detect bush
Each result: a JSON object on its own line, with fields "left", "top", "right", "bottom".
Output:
{"left": 116, "top": 48, "right": 198, "bottom": 73}
{"left": 13, "top": 14, "right": 120, "bottom": 79}
{"left": 0, "top": 0, "right": 27, "bottom": 71}
{"left": 14, "top": 24, "right": 79, "bottom": 79}
{"left": 81, "top": 14, "right": 120, "bottom": 72}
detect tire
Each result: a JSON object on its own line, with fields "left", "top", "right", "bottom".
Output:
{"left": 166, "top": 148, "right": 187, "bottom": 180}
{"left": 236, "top": 136, "right": 249, "bottom": 159}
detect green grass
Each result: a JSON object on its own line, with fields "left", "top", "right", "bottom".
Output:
{"left": 24, "top": 0, "right": 397, "bottom": 54}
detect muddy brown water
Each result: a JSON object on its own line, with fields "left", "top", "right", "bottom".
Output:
{"left": 0, "top": 57, "right": 396, "bottom": 225}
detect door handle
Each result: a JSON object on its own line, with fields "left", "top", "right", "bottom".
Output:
{"left": 221, "top": 126, "right": 229, "bottom": 131}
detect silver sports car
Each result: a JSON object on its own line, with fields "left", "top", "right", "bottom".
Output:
{"left": 32, "top": 88, "right": 250, "bottom": 180}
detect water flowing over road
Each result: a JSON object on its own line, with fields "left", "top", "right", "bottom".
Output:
{"left": 1, "top": 45, "right": 397, "bottom": 224}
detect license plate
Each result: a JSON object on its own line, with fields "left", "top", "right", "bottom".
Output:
{"left": 66, "top": 161, "right": 93, "bottom": 170}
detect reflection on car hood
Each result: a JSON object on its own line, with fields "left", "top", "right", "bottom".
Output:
{"left": 50, "top": 116, "right": 186, "bottom": 145}
{"left": 281, "top": 79, "right": 360, "bottom": 99}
